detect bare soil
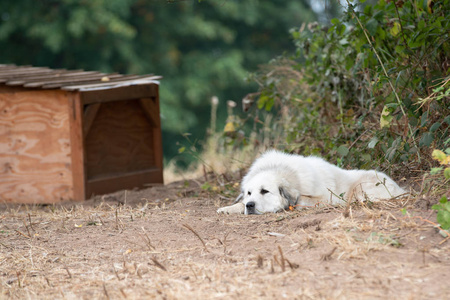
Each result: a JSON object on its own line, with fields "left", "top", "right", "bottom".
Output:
{"left": 1, "top": 180, "right": 449, "bottom": 299}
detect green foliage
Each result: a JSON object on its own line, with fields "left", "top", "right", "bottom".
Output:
{"left": 240, "top": 0, "right": 450, "bottom": 176}
{"left": 0, "top": 0, "right": 318, "bottom": 165}
{"left": 432, "top": 196, "right": 450, "bottom": 230}
{"left": 368, "top": 232, "right": 402, "bottom": 247}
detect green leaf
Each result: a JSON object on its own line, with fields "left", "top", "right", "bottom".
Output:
{"left": 433, "top": 197, "right": 450, "bottom": 230}
{"left": 443, "top": 116, "right": 450, "bottom": 125}
{"left": 337, "top": 145, "right": 349, "bottom": 157}
{"left": 378, "top": 27, "right": 386, "bottom": 40}
{"left": 444, "top": 167, "right": 450, "bottom": 180}
{"left": 365, "top": 18, "right": 379, "bottom": 36}
{"left": 368, "top": 137, "right": 379, "bottom": 149}
{"left": 265, "top": 97, "right": 275, "bottom": 111}
{"left": 257, "top": 95, "right": 269, "bottom": 110}
{"left": 418, "top": 19, "right": 425, "bottom": 30}
{"left": 420, "top": 111, "right": 428, "bottom": 127}
{"left": 394, "top": 45, "right": 405, "bottom": 55}
{"left": 430, "top": 167, "right": 443, "bottom": 175}
{"left": 419, "top": 132, "right": 434, "bottom": 147}
{"left": 437, "top": 210, "right": 450, "bottom": 230}
{"left": 430, "top": 122, "right": 441, "bottom": 132}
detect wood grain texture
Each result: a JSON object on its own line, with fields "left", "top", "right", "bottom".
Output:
{"left": 68, "top": 92, "right": 86, "bottom": 201}
{"left": 85, "top": 99, "right": 157, "bottom": 180}
{"left": 86, "top": 168, "right": 162, "bottom": 197}
{"left": 80, "top": 83, "right": 158, "bottom": 104}
{"left": 0, "top": 90, "right": 73, "bottom": 203}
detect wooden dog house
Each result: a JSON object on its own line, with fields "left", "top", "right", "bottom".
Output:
{"left": 0, "top": 64, "right": 163, "bottom": 203}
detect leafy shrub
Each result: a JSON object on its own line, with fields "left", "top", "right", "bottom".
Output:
{"left": 432, "top": 197, "right": 450, "bottom": 230}
{"left": 236, "top": 0, "right": 449, "bottom": 179}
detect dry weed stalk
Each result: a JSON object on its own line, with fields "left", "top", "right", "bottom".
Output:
{"left": 141, "top": 227, "right": 155, "bottom": 250}
{"left": 285, "top": 258, "right": 299, "bottom": 270}
{"left": 256, "top": 255, "right": 264, "bottom": 268}
{"left": 182, "top": 223, "right": 208, "bottom": 252}
{"left": 15, "top": 229, "right": 30, "bottom": 240}
{"left": 112, "top": 264, "right": 122, "bottom": 281}
{"left": 320, "top": 247, "right": 337, "bottom": 261}
{"left": 151, "top": 257, "right": 167, "bottom": 272}
{"left": 64, "top": 266, "right": 72, "bottom": 279}
{"left": 103, "top": 283, "right": 110, "bottom": 300}
{"left": 277, "top": 246, "right": 286, "bottom": 272}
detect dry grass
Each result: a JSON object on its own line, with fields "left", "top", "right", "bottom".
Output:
{"left": 163, "top": 134, "right": 260, "bottom": 185}
{"left": 1, "top": 186, "right": 449, "bottom": 299}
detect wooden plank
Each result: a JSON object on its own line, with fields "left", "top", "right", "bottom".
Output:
{"left": 86, "top": 168, "right": 163, "bottom": 197}
{"left": 0, "top": 85, "right": 30, "bottom": 93}
{"left": 139, "top": 98, "right": 159, "bottom": 127}
{"left": 0, "top": 90, "right": 73, "bottom": 203}
{"left": 41, "top": 74, "right": 124, "bottom": 89}
{"left": 80, "top": 83, "right": 159, "bottom": 104}
{"left": 85, "top": 99, "right": 157, "bottom": 179}
{"left": 68, "top": 92, "right": 86, "bottom": 201}
{"left": 83, "top": 103, "right": 101, "bottom": 138}
{"left": 5, "top": 71, "right": 101, "bottom": 85}
{"left": 62, "top": 76, "right": 159, "bottom": 91}
{"left": 0, "top": 67, "right": 50, "bottom": 76}
{"left": 62, "top": 75, "right": 141, "bottom": 90}
{"left": 149, "top": 91, "right": 164, "bottom": 174}
{"left": 0, "top": 70, "right": 56, "bottom": 82}
{"left": 23, "top": 74, "right": 113, "bottom": 88}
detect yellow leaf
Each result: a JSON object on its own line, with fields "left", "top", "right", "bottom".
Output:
{"left": 390, "top": 22, "right": 401, "bottom": 37}
{"left": 74, "top": 224, "right": 82, "bottom": 228}
{"left": 432, "top": 149, "right": 449, "bottom": 164}
{"left": 380, "top": 106, "right": 393, "bottom": 129}
{"left": 224, "top": 122, "right": 235, "bottom": 133}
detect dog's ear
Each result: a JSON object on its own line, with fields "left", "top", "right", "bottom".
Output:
{"left": 233, "top": 192, "right": 244, "bottom": 204}
{"left": 279, "top": 186, "right": 299, "bottom": 208}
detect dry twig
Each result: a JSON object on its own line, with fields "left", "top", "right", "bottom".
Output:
{"left": 182, "top": 223, "right": 208, "bottom": 252}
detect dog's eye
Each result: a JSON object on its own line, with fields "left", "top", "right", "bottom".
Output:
{"left": 261, "top": 189, "right": 269, "bottom": 195}
{"left": 247, "top": 191, "right": 251, "bottom": 196}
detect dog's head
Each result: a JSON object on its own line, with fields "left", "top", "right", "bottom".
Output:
{"left": 237, "top": 170, "right": 301, "bottom": 215}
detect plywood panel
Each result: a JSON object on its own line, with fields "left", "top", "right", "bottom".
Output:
{"left": 68, "top": 92, "right": 86, "bottom": 201}
{"left": 85, "top": 99, "right": 156, "bottom": 180}
{"left": 80, "top": 83, "right": 158, "bottom": 104}
{"left": 0, "top": 90, "right": 73, "bottom": 203}
{"left": 86, "top": 168, "right": 162, "bottom": 197}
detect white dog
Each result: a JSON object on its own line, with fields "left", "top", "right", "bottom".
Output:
{"left": 217, "top": 150, "right": 406, "bottom": 215}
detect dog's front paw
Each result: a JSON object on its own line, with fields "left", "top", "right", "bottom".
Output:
{"left": 217, "top": 202, "right": 245, "bottom": 214}
{"left": 216, "top": 207, "right": 230, "bottom": 214}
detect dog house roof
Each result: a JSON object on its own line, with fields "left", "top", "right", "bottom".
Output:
{"left": 0, "top": 64, "right": 160, "bottom": 92}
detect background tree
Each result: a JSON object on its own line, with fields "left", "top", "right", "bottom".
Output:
{"left": 0, "top": 0, "right": 321, "bottom": 166}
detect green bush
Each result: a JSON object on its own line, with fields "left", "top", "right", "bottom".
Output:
{"left": 238, "top": 0, "right": 449, "bottom": 177}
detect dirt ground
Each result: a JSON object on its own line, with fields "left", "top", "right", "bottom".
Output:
{"left": 1, "top": 179, "right": 449, "bottom": 300}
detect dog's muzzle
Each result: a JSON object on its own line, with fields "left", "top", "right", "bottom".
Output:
{"left": 246, "top": 201, "right": 256, "bottom": 214}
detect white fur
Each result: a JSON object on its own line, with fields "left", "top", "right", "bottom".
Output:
{"left": 217, "top": 150, "right": 406, "bottom": 215}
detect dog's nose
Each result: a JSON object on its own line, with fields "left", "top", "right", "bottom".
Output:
{"left": 246, "top": 201, "right": 256, "bottom": 214}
